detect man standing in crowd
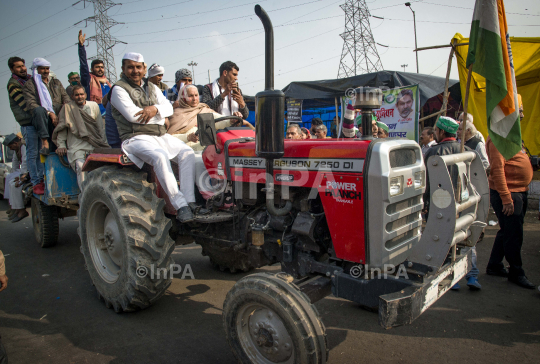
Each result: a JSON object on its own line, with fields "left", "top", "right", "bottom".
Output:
{"left": 330, "top": 116, "right": 339, "bottom": 137}
{"left": 377, "top": 121, "right": 389, "bottom": 138}
{"left": 66, "top": 71, "right": 81, "bottom": 98}
{"left": 78, "top": 30, "right": 111, "bottom": 114}
{"left": 314, "top": 124, "right": 329, "bottom": 139}
{"left": 420, "top": 126, "right": 437, "bottom": 157}
{"left": 168, "top": 68, "right": 193, "bottom": 105}
{"left": 2, "top": 134, "right": 29, "bottom": 222}
{"left": 53, "top": 85, "right": 109, "bottom": 191}
{"left": 457, "top": 113, "right": 490, "bottom": 170}
{"left": 147, "top": 64, "right": 169, "bottom": 97}
{"left": 110, "top": 52, "right": 205, "bottom": 223}
{"left": 23, "top": 58, "right": 70, "bottom": 194}
{"left": 202, "top": 61, "right": 249, "bottom": 119}
{"left": 486, "top": 96, "right": 534, "bottom": 289}
{"left": 286, "top": 124, "right": 303, "bottom": 140}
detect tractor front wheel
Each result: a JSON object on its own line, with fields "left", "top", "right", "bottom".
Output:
{"left": 223, "top": 273, "right": 328, "bottom": 364}
{"left": 78, "top": 166, "right": 175, "bottom": 312}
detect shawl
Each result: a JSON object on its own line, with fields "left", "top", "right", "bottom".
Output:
{"left": 89, "top": 73, "right": 111, "bottom": 104}
{"left": 31, "top": 58, "right": 54, "bottom": 113}
{"left": 211, "top": 78, "right": 238, "bottom": 116}
{"left": 53, "top": 101, "right": 109, "bottom": 149}
{"left": 168, "top": 85, "right": 214, "bottom": 135}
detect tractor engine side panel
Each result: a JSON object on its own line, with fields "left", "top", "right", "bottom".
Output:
{"left": 318, "top": 173, "right": 366, "bottom": 264}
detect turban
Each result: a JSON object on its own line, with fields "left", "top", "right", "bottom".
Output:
{"left": 148, "top": 63, "right": 165, "bottom": 78}
{"left": 32, "top": 57, "right": 51, "bottom": 69}
{"left": 123, "top": 52, "right": 144, "bottom": 63}
{"left": 377, "top": 121, "right": 389, "bottom": 133}
{"left": 175, "top": 68, "right": 192, "bottom": 83}
{"left": 436, "top": 116, "right": 459, "bottom": 134}
{"left": 68, "top": 71, "right": 79, "bottom": 79}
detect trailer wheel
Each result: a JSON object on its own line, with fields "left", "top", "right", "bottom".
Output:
{"left": 31, "top": 197, "right": 59, "bottom": 248}
{"left": 78, "top": 166, "right": 175, "bottom": 312}
{"left": 223, "top": 273, "right": 328, "bottom": 364}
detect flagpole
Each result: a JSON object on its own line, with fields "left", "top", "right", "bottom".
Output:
{"left": 460, "top": 63, "right": 474, "bottom": 153}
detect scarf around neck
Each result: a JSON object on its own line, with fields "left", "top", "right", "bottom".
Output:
{"left": 90, "top": 73, "right": 111, "bottom": 104}
{"left": 168, "top": 85, "right": 214, "bottom": 135}
{"left": 211, "top": 78, "right": 238, "bottom": 116}
{"left": 12, "top": 73, "right": 31, "bottom": 86}
{"left": 33, "top": 68, "right": 54, "bottom": 113}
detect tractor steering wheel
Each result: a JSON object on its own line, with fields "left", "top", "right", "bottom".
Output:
{"left": 214, "top": 116, "right": 244, "bottom": 127}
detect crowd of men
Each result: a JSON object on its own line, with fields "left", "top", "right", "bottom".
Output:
{"left": 3, "top": 30, "right": 250, "bottom": 226}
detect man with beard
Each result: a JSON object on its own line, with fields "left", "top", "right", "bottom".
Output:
{"left": 53, "top": 85, "right": 109, "bottom": 191}
{"left": 110, "top": 52, "right": 205, "bottom": 223}
{"left": 22, "top": 58, "right": 70, "bottom": 194}
{"left": 78, "top": 30, "right": 112, "bottom": 114}
{"left": 377, "top": 121, "right": 389, "bottom": 138}
{"left": 396, "top": 89, "right": 414, "bottom": 120}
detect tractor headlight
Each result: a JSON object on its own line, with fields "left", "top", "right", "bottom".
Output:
{"left": 389, "top": 176, "right": 404, "bottom": 196}
{"left": 414, "top": 171, "right": 425, "bottom": 189}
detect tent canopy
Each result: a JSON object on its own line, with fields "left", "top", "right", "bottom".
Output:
{"left": 281, "top": 70, "right": 461, "bottom": 108}
{"left": 453, "top": 33, "right": 540, "bottom": 154}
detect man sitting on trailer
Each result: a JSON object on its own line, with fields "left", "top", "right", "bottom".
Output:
{"left": 53, "top": 85, "right": 109, "bottom": 191}
{"left": 110, "top": 52, "right": 207, "bottom": 223}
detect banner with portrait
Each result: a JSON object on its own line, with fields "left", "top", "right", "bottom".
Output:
{"left": 339, "top": 84, "right": 419, "bottom": 142}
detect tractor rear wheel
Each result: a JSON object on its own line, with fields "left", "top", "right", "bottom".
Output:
{"left": 223, "top": 273, "right": 328, "bottom": 364}
{"left": 78, "top": 166, "right": 175, "bottom": 312}
{"left": 31, "top": 197, "right": 59, "bottom": 248}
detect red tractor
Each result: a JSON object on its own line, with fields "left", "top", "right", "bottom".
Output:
{"left": 67, "top": 5, "right": 489, "bottom": 363}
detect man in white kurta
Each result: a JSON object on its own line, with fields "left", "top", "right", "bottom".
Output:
{"left": 3, "top": 134, "right": 29, "bottom": 222}
{"left": 110, "top": 52, "right": 199, "bottom": 222}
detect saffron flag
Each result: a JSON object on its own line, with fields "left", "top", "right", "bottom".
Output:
{"left": 466, "top": 0, "right": 521, "bottom": 160}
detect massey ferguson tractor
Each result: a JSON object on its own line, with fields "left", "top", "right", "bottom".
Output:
{"left": 29, "top": 5, "right": 488, "bottom": 363}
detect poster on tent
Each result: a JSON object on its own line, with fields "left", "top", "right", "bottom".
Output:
{"left": 286, "top": 99, "right": 303, "bottom": 123}
{"left": 340, "top": 85, "right": 419, "bottom": 142}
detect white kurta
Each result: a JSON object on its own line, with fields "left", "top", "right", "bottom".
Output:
{"left": 111, "top": 81, "right": 195, "bottom": 210}
{"left": 5, "top": 145, "right": 28, "bottom": 209}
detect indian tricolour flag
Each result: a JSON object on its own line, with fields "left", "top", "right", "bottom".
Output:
{"left": 466, "top": 0, "right": 521, "bottom": 160}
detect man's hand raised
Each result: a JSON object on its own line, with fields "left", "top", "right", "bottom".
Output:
{"left": 232, "top": 87, "right": 245, "bottom": 108}
{"left": 220, "top": 82, "right": 234, "bottom": 99}
{"left": 78, "top": 30, "right": 86, "bottom": 46}
{"left": 134, "top": 106, "right": 158, "bottom": 124}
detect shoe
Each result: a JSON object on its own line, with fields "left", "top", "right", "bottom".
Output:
{"left": 9, "top": 213, "right": 18, "bottom": 221}
{"left": 451, "top": 283, "right": 460, "bottom": 290}
{"left": 467, "top": 277, "right": 482, "bottom": 290}
{"left": 188, "top": 202, "right": 210, "bottom": 215}
{"left": 6, "top": 208, "right": 12, "bottom": 215}
{"left": 11, "top": 211, "right": 29, "bottom": 223}
{"left": 486, "top": 266, "right": 509, "bottom": 277}
{"left": 39, "top": 147, "right": 50, "bottom": 155}
{"left": 33, "top": 182, "right": 45, "bottom": 195}
{"left": 508, "top": 275, "right": 535, "bottom": 289}
{"left": 8, "top": 210, "right": 16, "bottom": 218}
{"left": 176, "top": 206, "right": 194, "bottom": 223}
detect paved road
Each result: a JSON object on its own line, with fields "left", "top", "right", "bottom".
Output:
{"left": 1, "top": 199, "right": 539, "bottom": 363}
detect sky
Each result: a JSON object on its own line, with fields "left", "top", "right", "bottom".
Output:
{"left": 0, "top": 0, "right": 538, "bottom": 135}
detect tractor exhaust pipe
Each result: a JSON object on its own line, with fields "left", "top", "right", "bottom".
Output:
{"left": 254, "top": 4, "right": 291, "bottom": 216}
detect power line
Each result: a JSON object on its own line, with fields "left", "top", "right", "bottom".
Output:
{"left": 115, "top": 0, "right": 194, "bottom": 16}
{"left": 0, "top": 3, "right": 78, "bottom": 43}
{"left": 421, "top": 1, "right": 540, "bottom": 16}
{"left": 117, "top": 0, "right": 326, "bottom": 37}
{"left": 123, "top": 0, "right": 265, "bottom": 24}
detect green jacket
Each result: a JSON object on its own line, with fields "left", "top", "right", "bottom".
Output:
{"left": 7, "top": 77, "right": 32, "bottom": 127}
{"left": 111, "top": 76, "right": 166, "bottom": 142}
{"left": 23, "top": 77, "right": 70, "bottom": 116}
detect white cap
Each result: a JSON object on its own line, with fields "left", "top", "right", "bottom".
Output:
{"left": 122, "top": 52, "right": 144, "bottom": 63}
{"left": 32, "top": 57, "right": 51, "bottom": 68}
